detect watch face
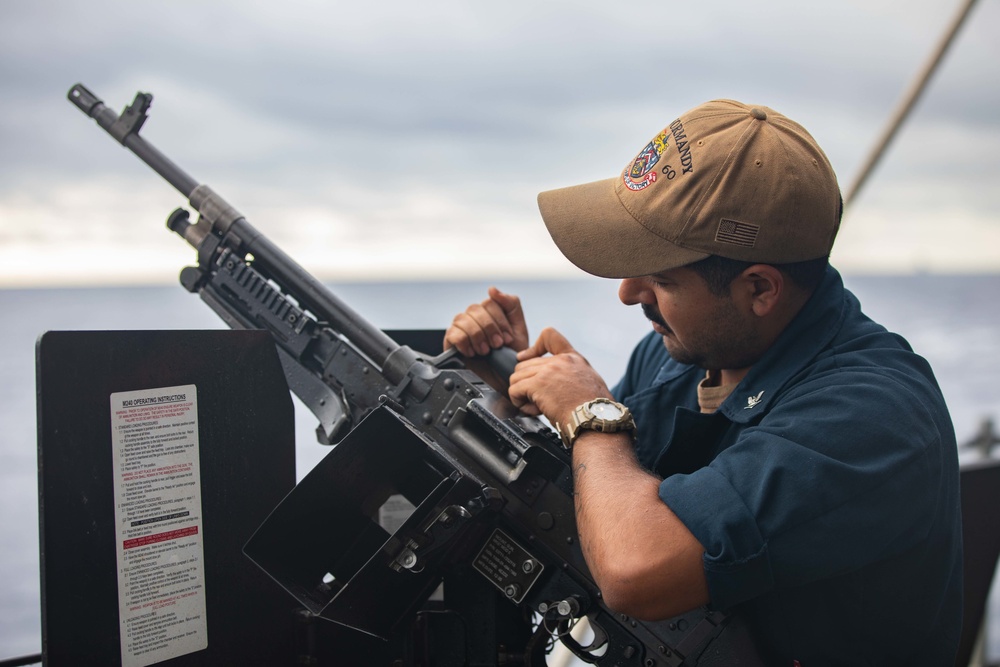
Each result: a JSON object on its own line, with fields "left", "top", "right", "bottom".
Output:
{"left": 590, "top": 400, "right": 625, "bottom": 420}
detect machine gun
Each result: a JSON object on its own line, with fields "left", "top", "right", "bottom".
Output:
{"left": 67, "top": 84, "right": 761, "bottom": 667}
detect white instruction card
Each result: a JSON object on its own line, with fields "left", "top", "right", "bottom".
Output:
{"left": 111, "top": 384, "right": 208, "bottom": 666}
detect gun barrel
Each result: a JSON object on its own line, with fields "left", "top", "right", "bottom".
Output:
{"left": 68, "top": 84, "right": 198, "bottom": 196}
{"left": 68, "top": 83, "right": 405, "bottom": 372}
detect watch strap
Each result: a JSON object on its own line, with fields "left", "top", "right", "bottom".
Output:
{"left": 557, "top": 399, "right": 635, "bottom": 449}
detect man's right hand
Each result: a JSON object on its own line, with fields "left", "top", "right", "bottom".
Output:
{"left": 443, "top": 286, "right": 529, "bottom": 358}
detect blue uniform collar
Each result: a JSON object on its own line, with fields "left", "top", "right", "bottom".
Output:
{"left": 717, "top": 265, "right": 847, "bottom": 424}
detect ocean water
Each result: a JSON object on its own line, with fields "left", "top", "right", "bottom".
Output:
{"left": 1, "top": 273, "right": 999, "bottom": 660}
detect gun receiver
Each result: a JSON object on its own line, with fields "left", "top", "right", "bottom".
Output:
{"left": 68, "top": 84, "right": 760, "bottom": 666}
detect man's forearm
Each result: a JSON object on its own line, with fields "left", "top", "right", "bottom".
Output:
{"left": 572, "top": 431, "right": 710, "bottom": 620}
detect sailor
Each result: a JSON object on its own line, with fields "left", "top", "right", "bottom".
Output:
{"left": 445, "top": 99, "right": 963, "bottom": 665}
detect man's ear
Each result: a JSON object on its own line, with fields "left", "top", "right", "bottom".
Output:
{"left": 735, "top": 264, "right": 784, "bottom": 317}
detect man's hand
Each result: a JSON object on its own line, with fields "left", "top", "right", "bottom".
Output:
{"left": 443, "top": 287, "right": 529, "bottom": 357}
{"left": 509, "top": 327, "right": 613, "bottom": 426}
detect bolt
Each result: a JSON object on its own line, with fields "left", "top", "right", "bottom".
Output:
{"left": 556, "top": 598, "right": 579, "bottom": 617}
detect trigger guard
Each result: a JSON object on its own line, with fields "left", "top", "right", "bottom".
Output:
{"left": 556, "top": 614, "right": 609, "bottom": 664}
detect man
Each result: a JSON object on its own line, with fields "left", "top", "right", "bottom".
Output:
{"left": 444, "top": 100, "right": 962, "bottom": 665}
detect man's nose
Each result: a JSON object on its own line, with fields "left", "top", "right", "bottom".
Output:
{"left": 618, "top": 277, "right": 654, "bottom": 306}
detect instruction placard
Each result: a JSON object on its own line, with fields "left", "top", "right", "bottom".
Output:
{"left": 111, "top": 384, "right": 207, "bottom": 666}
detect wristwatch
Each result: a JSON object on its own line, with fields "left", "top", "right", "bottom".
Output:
{"left": 557, "top": 398, "right": 636, "bottom": 449}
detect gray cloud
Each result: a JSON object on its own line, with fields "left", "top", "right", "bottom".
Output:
{"left": 0, "top": 0, "right": 997, "bottom": 284}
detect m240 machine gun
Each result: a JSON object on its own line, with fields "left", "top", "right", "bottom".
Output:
{"left": 67, "top": 84, "right": 761, "bottom": 667}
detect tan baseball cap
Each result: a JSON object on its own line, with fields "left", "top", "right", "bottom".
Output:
{"left": 537, "top": 99, "right": 842, "bottom": 278}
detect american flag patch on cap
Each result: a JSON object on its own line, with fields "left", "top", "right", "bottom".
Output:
{"left": 715, "top": 218, "right": 759, "bottom": 247}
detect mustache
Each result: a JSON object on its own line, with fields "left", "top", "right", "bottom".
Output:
{"left": 642, "top": 303, "right": 668, "bottom": 330}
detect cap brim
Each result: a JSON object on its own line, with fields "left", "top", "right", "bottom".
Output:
{"left": 537, "top": 178, "right": 709, "bottom": 279}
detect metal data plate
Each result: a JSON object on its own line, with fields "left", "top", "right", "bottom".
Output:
{"left": 472, "top": 528, "right": 543, "bottom": 604}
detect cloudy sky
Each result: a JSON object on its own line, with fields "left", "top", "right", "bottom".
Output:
{"left": 1, "top": 0, "right": 997, "bottom": 287}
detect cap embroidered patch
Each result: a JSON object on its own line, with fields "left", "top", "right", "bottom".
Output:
{"left": 623, "top": 129, "right": 670, "bottom": 191}
{"left": 716, "top": 218, "right": 759, "bottom": 248}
